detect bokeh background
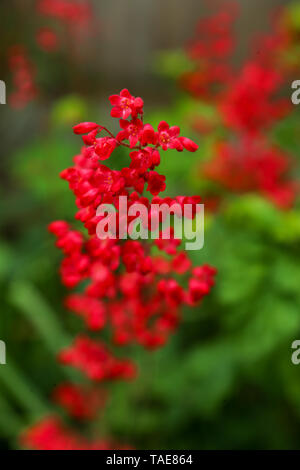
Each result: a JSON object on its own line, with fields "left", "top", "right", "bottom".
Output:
{"left": 1, "top": 0, "right": 300, "bottom": 450}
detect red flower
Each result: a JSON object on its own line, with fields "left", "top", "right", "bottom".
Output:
{"left": 36, "top": 28, "right": 59, "bottom": 52}
{"left": 117, "top": 118, "right": 144, "bottom": 148}
{"left": 158, "top": 279, "right": 184, "bottom": 306}
{"left": 48, "top": 220, "right": 69, "bottom": 237}
{"left": 94, "top": 137, "right": 117, "bottom": 161}
{"left": 146, "top": 171, "right": 166, "bottom": 196}
{"left": 94, "top": 165, "right": 125, "bottom": 194}
{"left": 220, "top": 63, "right": 289, "bottom": 135}
{"left": 8, "top": 45, "right": 38, "bottom": 108}
{"left": 157, "top": 121, "right": 183, "bottom": 151}
{"left": 60, "top": 253, "right": 89, "bottom": 288}
{"left": 53, "top": 383, "right": 107, "bottom": 420}
{"left": 172, "top": 252, "right": 192, "bottom": 274}
{"left": 55, "top": 230, "right": 83, "bottom": 255}
{"left": 140, "top": 124, "right": 157, "bottom": 146}
{"left": 129, "top": 148, "right": 156, "bottom": 174}
{"left": 109, "top": 89, "right": 144, "bottom": 119}
{"left": 65, "top": 294, "right": 106, "bottom": 330}
{"left": 179, "top": 4, "right": 237, "bottom": 100}
{"left": 21, "top": 417, "right": 129, "bottom": 450}
{"left": 201, "top": 138, "right": 297, "bottom": 209}
{"left": 59, "top": 336, "right": 136, "bottom": 381}
{"left": 21, "top": 417, "right": 83, "bottom": 450}
{"left": 37, "top": 0, "right": 93, "bottom": 29}
{"left": 155, "top": 228, "right": 181, "bottom": 255}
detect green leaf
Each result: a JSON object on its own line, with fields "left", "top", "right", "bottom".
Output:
{"left": 9, "top": 281, "right": 70, "bottom": 355}
{"left": 0, "top": 360, "right": 48, "bottom": 417}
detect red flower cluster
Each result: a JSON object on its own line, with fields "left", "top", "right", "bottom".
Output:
{"left": 250, "top": 6, "right": 300, "bottom": 74}
{"left": 202, "top": 139, "right": 298, "bottom": 209}
{"left": 21, "top": 417, "right": 130, "bottom": 451}
{"left": 6, "top": 0, "right": 97, "bottom": 108}
{"left": 59, "top": 336, "right": 136, "bottom": 381}
{"left": 53, "top": 383, "right": 107, "bottom": 420}
{"left": 49, "top": 90, "right": 214, "bottom": 347}
{"left": 22, "top": 90, "right": 216, "bottom": 449}
{"left": 219, "top": 62, "right": 289, "bottom": 136}
{"left": 8, "top": 45, "right": 38, "bottom": 109}
{"left": 36, "top": 0, "right": 95, "bottom": 51}
{"left": 37, "top": 0, "right": 93, "bottom": 30}
{"left": 180, "top": 2, "right": 237, "bottom": 100}
{"left": 180, "top": 3, "right": 298, "bottom": 210}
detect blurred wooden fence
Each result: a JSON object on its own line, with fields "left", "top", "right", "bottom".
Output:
{"left": 96, "top": 0, "right": 290, "bottom": 86}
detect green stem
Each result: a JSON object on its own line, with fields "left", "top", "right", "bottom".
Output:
{"left": 9, "top": 281, "right": 82, "bottom": 383}
{"left": 0, "top": 360, "right": 48, "bottom": 417}
{"left": 9, "top": 281, "right": 70, "bottom": 354}
{"left": 0, "top": 393, "right": 24, "bottom": 438}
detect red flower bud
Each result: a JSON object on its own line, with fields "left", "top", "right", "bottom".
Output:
{"left": 73, "top": 122, "right": 99, "bottom": 135}
{"left": 179, "top": 136, "right": 199, "bottom": 152}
